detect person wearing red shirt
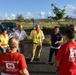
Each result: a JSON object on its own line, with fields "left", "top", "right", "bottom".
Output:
{"left": 0, "top": 37, "right": 29, "bottom": 75}
{"left": 55, "top": 28, "right": 76, "bottom": 75}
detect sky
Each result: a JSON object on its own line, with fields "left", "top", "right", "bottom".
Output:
{"left": 0, "top": 0, "right": 76, "bottom": 20}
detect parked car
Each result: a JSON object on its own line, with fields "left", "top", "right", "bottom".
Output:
{"left": 0, "top": 23, "right": 13, "bottom": 37}
{"left": 1, "top": 22, "right": 17, "bottom": 31}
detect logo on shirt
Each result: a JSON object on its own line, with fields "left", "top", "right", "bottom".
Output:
{"left": 6, "top": 62, "right": 15, "bottom": 69}
{"left": 3, "top": 61, "right": 19, "bottom": 72}
{"left": 69, "top": 48, "right": 76, "bottom": 62}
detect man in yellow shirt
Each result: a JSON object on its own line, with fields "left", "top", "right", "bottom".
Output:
{"left": 30, "top": 24, "right": 45, "bottom": 62}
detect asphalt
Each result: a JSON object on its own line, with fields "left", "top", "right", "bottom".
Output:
{"left": 0, "top": 29, "right": 56, "bottom": 75}
{"left": 24, "top": 41, "right": 56, "bottom": 75}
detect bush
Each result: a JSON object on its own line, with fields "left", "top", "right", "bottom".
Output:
{"left": 43, "top": 25, "right": 68, "bottom": 35}
{"left": 42, "top": 27, "right": 53, "bottom": 35}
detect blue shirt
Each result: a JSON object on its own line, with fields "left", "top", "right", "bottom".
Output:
{"left": 51, "top": 33, "right": 62, "bottom": 47}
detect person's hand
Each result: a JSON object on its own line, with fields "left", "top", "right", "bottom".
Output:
{"left": 0, "top": 45, "right": 3, "bottom": 48}
{"left": 55, "top": 41, "right": 59, "bottom": 44}
{"left": 24, "top": 36, "right": 28, "bottom": 41}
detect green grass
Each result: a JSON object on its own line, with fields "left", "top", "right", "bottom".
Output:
{"left": 15, "top": 21, "right": 33, "bottom": 29}
{"left": 1, "top": 20, "right": 76, "bottom": 29}
{"left": 0, "top": 20, "right": 74, "bottom": 46}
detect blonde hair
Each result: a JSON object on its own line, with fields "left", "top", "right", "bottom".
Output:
{"left": 6, "top": 37, "right": 19, "bottom": 53}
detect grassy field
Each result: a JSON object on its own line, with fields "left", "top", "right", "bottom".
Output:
{"left": 15, "top": 21, "right": 76, "bottom": 29}
{"left": 0, "top": 20, "right": 75, "bottom": 45}
{"left": 1, "top": 20, "right": 76, "bottom": 29}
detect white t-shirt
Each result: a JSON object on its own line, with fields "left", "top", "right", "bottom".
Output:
{"left": 13, "top": 30, "right": 27, "bottom": 41}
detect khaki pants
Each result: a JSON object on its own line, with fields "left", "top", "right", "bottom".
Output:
{"left": 31, "top": 43, "right": 42, "bottom": 61}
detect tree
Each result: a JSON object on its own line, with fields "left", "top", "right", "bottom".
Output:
{"left": 51, "top": 4, "right": 65, "bottom": 20}
{"left": 16, "top": 15, "right": 24, "bottom": 21}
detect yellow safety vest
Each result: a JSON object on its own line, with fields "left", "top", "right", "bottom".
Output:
{"left": 30, "top": 30, "right": 45, "bottom": 43}
{"left": 0, "top": 34, "right": 9, "bottom": 45}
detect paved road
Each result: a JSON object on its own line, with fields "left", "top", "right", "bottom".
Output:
{"left": 23, "top": 29, "right": 56, "bottom": 75}
{"left": 24, "top": 42, "right": 56, "bottom": 75}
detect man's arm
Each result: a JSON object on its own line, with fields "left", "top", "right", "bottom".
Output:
{"left": 27, "top": 30, "right": 33, "bottom": 41}
{"left": 41, "top": 30, "right": 45, "bottom": 41}
{"left": 13, "top": 31, "right": 16, "bottom": 38}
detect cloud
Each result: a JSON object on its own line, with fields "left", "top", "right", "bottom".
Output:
{"left": 40, "top": 12, "right": 46, "bottom": 19}
{"left": 22, "top": 12, "right": 34, "bottom": 19}
{"left": 65, "top": 5, "right": 76, "bottom": 17}
{"left": 5, "top": 13, "right": 16, "bottom": 20}
{"left": 48, "top": 12, "right": 51, "bottom": 16}
{"left": 47, "top": 12, "right": 55, "bottom": 17}
{"left": 1, "top": 5, "right": 76, "bottom": 20}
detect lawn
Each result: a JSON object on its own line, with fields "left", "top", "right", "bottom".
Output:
{"left": 1, "top": 20, "right": 76, "bottom": 29}
{"left": 0, "top": 20, "right": 75, "bottom": 45}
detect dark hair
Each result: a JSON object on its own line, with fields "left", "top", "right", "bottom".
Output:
{"left": 53, "top": 26, "right": 60, "bottom": 33}
{"left": 65, "top": 28, "right": 75, "bottom": 39}
{"left": 2, "top": 28, "right": 7, "bottom": 32}
{"left": 18, "top": 25, "right": 23, "bottom": 28}
{"left": 18, "top": 25, "right": 21, "bottom": 27}
{"left": 69, "top": 24, "right": 74, "bottom": 31}
{"left": 54, "top": 26, "right": 59, "bottom": 29}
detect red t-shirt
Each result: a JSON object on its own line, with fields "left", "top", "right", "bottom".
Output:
{"left": 0, "top": 52, "right": 27, "bottom": 75}
{"left": 55, "top": 41, "right": 76, "bottom": 75}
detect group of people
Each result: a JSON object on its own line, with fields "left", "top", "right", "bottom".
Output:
{"left": 13, "top": 24, "right": 45, "bottom": 62}
{"left": 0, "top": 24, "right": 45, "bottom": 75}
{"left": 0, "top": 23, "right": 76, "bottom": 75}
{"left": 0, "top": 25, "right": 30, "bottom": 75}
{"left": 46, "top": 24, "right": 76, "bottom": 75}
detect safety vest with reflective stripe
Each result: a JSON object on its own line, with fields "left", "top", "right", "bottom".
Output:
{"left": 30, "top": 30, "right": 45, "bottom": 43}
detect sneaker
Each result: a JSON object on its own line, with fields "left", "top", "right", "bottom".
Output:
{"left": 30, "top": 60, "right": 32, "bottom": 62}
{"left": 36, "top": 58, "right": 40, "bottom": 61}
{"left": 30, "top": 59, "right": 33, "bottom": 62}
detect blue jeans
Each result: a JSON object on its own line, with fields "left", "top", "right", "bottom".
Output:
{"left": 48, "top": 48, "right": 58, "bottom": 62}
